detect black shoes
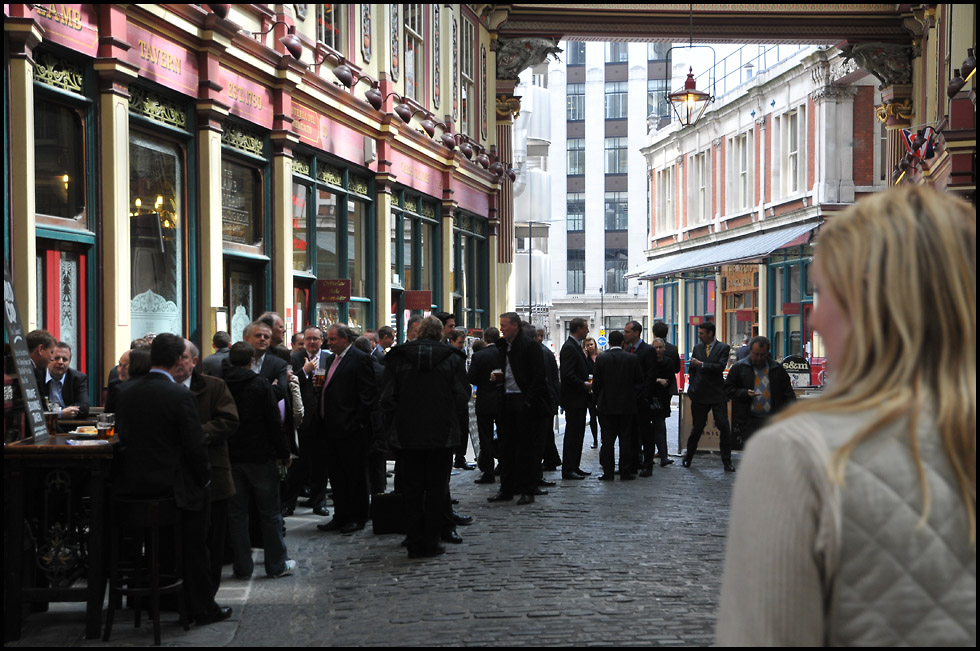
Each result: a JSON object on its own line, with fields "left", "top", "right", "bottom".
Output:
{"left": 194, "top": 606, "right": 232, "bottom": 626}
{"left": 538, "top": 479, "right": 556, "bottom": 487}
{"left": 317, "top": 519, "right": 342, "bottom": 532}
{"left": 724, "top": 463, "right": 736, "bottom": 472}
{"left": 312, "top": 505, "right": 330, "bottom": 517}
{"left": 441, "top": 529, "right": 464, "bottom": 544}
{"left": 516, "top": 493, "right": 535, "bottom": 505}
{"left": 532, "top": 488, "right": 549, "bottom": 496}
{"left": 682, "top": 456, "right": 692, "bottom": 468}
{"left": 562, "top": 472, "right": 585, "bottom": 480}
{"left": 598, "top": 474, "right": 614, "bottom": 481}
{"left": 574, "top": 468, "right": 592, "bottom": 476}
{"left": 339, "top": 522, "right": 365, "bottom": 534}
{"left": 661, "top": 459, "right": 675, "bottom": 467}
{"left": 639, "top": 468, "right": 653, "bottom": 478}
{"left": 487, "top": 491, "right": 513, "bottom": 502}
{"left": 474, "top": 474, "right": 495, "bottom": 484}
{"left": 450, "top": 511, "right": 474, "bottom": 526}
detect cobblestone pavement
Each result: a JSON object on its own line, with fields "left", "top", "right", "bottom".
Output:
{"left": 10, "top": 401, "right": 739, "bottom": 647}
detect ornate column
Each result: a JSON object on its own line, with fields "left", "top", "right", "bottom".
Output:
{"left": 94, "top": 4, "right": 139, "bottom": 374}
{"left": 441, "top": 200, "right": 457, "bottom": 312}
{"left": 4, "top": 14, "right": 43, "bottom": 329}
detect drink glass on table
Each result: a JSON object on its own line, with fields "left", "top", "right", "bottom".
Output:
{"left": 97, "top": 413, "right": 115, "bottom": 438}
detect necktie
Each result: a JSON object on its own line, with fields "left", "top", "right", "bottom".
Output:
{"left": 50, "top": 378, "right": 64, "bottom": 408}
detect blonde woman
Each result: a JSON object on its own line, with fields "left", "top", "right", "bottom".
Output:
{"left": 717, "top": 186, "right": 976, "bottom": 646}
{"left": 582, "top": 336, "right": 600, "bottom": 449}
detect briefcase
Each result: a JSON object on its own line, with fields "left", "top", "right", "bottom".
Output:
{"left": 371, "top": 491, "right": 406, "bottom": 535}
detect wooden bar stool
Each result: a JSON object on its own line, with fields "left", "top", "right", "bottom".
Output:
{"left": 103, "top": 497, "right": 189, "bottom": 645}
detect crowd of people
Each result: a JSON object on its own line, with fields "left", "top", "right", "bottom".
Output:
{"left": 16, "top": 183, "right": 974, "bottom": 645}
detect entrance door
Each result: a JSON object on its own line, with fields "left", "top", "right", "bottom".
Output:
{"left": 36, "top": 241, "right": 88, "bottom": 373}
{"left": 226, "top": 262, "right": 263, "bottom": 344}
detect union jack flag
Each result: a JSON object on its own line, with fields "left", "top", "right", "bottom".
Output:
{"left": 900, "top": 126, "right": 936, "bottom": 160}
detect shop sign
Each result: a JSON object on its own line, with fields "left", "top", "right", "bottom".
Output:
{"left": 454, "top": 178, "right": 490, "bottom": 216}
{"left": 389, "top": 148, "right": 444, "bottom": 198}
{"left": 781, "top": 355, "right": 811, "bottom": 388}
{"left": 782, "top": 302, "right": 801, "bottom": 315}
{"left": 688, "top": 315, "right": 714, "bottom": 326}
{"left": 735, "top": 309, "right": 755, "bottom": 322}
{"left": 219, "top": 67, "right": 274, "bottom": 129}
{"left": 3, "top": 265, "right": 49, "bottom": 441}
{"left": 721, "top": 264, "right": 757, "bottom": 290}
{"left": 404, "top": 290, "right": 432, "bottom": 311}
{"left": 127, "top": 22, "right": 198, "bottom": 97}
{"left": 291, "top": 101, "right": 370, "bottom": 167}
{"left": 33, "top": 4, "right": 98, "bottom": 57}
{"left": 316, "top": 279, "right": 351, "bottom": 303}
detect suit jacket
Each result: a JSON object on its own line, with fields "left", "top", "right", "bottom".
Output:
{"left": 593, "top": 348, "right": 643, "bottom": 415}
{"left": 37, "top": 366, "right": 90, "bottom": 417}
{"left": 688, "top": 339, "right": 731, "bottom": 404}
{"left": 558, "top": 336, "right": 590, "bottom": 410}
{"left": 189, "top": 371, "right": 239, "bottom": 501}
{"left": 724, "top": 358, "right": 797, "bottom": 430}
{"left": 629, "top": 339, "right": 656, "bottom": 405}
{"left": 542, "top": 343, "right": 560, "bottom": 415}
{"left": 466, "top": 345, "right": 501, "bottom": 416}
{"left": 257, "top": 352, "right": 290, "bottom": 402}
{"left": 318, "top": 345, "right": 377, "bottom": 439}
{"left": 201, "top": 348, "right": 229, "bottom": 376}
{"left": 291, "top": 349, "right": 330, "bottom": 430}
{"left": 113, "top": 372, "right": 210, "bottom": 511}
{"left": 496, "top": 334, "right": 547, "bottom": 411}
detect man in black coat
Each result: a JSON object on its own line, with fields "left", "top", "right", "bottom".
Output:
{"left": 489, "top": 312, "right": 547, "bottom": 505}
{"left": 113, "top": 333, "right": 232, "bottom": 625}
{"left": 287, "top": 326, "right": 332, "bottom": 515}
{"left": 536, "top": 326, "right": 562, "bottom": 478}
{"left": 592, "top": 330, "right": 644, "bottom": 480}
{"left": 558, "top": 317, "right": 592, "bottom": 480}
{"left": 37, "top": 341, "right": 89, "bottom": 423}
{"left": 315, "top": 324, "right": 377, "bottom": 534}
{"left": 467, "top": 327, "right": 502, "bottom": 484}
{"left": 724, "top": 336, "right": 796, "bottom": 446}
{"left": 685, "top": 322, "right": 735, "bottom": 471}
{"left": 623, "top": 320, "right": 657, "bottom": 476}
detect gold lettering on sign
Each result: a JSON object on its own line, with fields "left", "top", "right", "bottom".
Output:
{"left": 137, "top": 39, "right": 183, "bottom": 75}
{"left": 399, "top": 161, "right": 431, "bottom": 185}
{"left": 35, "top": 4, "right": 83, "bottom": 30}
{"left": 227, "top": 83, "right": 263, "bottom": 110}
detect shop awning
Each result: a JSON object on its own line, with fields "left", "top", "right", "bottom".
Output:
{"left": 626, "top": 221, "right": 821, "bottom": 280}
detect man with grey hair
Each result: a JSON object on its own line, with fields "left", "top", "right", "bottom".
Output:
{"left": 315, "top": 323, "right": 377, "bottom": 534}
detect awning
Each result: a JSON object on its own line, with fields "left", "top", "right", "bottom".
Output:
{"left": 627, "top": 221, "right": 821, "bottom": 280}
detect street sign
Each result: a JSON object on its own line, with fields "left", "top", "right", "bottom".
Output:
{"left": 596, "top": 335, "right": 608, "bottom": 347}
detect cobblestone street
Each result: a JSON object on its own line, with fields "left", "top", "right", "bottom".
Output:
{"left": 11, "top": 405, "right": 738, "bottom": 647}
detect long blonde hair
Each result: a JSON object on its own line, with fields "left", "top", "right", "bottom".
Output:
{"left": 782, "top": 185, "right": 976, "bottom": 541}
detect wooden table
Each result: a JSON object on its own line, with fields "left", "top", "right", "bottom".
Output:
{"left": 3, "top": 435, "right": 119, "bottom": 642}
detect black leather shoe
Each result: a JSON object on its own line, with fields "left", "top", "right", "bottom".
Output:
{"left": 454, "top": 460, "right": 477, "bottom": 470}
{"left": 532, "top": 488, "right": 549, "bottom": 496}
{"left": 316, "top": 519, "right": 342, "bottom": 532}
{"left": 598, "top": 474, "right": 614, "bottom": 481}
{"left": 516, "top": 493, "right": 535, "bottom": 505}
{"left": 562, "top": 472, "right": 585, "bottom": 480}
{"left": 661, "top": 459, "right": 675, "bottom": 467}
{"left": 313, "top": 505, "right": 330, "bottom": 517}
{"left": 441, "top": 529, "right": 464, "bottom": 544}
{"left": 474, "top": 474, "right": 495, "bottom": 484}
{"left": 487, "top": 491, "right": 513, "bottom": 502}
{"left": 575, "top": 468, "right": 592, "bottom": 476}
{"left": 639, "top": 468, "right": 653, "bottom": 478}
{"left": 682, "top": 456, "right": 692, "bottom": 468}
{"left": 195, "top": 606, "right": 232, "bottom": 626}
{"left": 538, "top": 479, "right": 556, "bottom": 487}
{"left": 339, "top": 522, "right": 365, "bottom": 534}
{"left": 724, "top": 463, "right": 736, "bottom": 472}
{"left": 450, "top": 512, "right": 474, "bottom": 526}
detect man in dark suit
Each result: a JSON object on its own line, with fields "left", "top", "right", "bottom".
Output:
{"left": 201, "top": 331, "right": 231, "bottom": 376}
{"left": 38, "top": 341, "right": 89, "bottom": 422}
{"left": 467, "top": 327, "right": 502, "bottom": 484}
{"left": 685, "top": 321, "right": 735, "bottom": 471}
{"left": 243, "top": 321, "right": 290, "bottom": 401}
{"left": 113, "top": 333, "right": 232, "bottom": 626}
{"left": 558, "top": 317, "right": 592, "bottom": 480}
{"left": 535, "top": 326, "right": 562, "bottom": 481}
{"left": 623, "top": 320, "right": 658, "bottom": 476}
{"left": 592, "top": 330, "right": 644, "bottom": 480}
{"left": 489, "top": 312, "right": 547, "bottom": 505}
{"left": 315, "top": 324, "right": 377, "bottom": 534}
{"left": 287, "top": 326, "right": 332, "bottom": 515}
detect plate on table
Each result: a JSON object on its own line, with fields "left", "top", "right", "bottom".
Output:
{"left": 68, "top": 430, "right": 99, "bottom": 439}
{"left": 66, "top": 439, "right": 109, "bottom": 446}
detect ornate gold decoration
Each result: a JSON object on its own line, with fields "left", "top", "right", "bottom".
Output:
{"left": 405, "top": 197, "right": 418, "bottom": 213}
{"left": 32, "top": 52, "right": 84, "bottom": 93}
{"left": 221, "top": 123, "right": 265, "bottom": 157}
{"left": 496, "top": 95, "right": 521, "bottom": 120}
{"left": 130, "top": 87, "right": 187, "bottom": 129}
{"left": 318, "top": 164, "right": 343, "bottom": 186}
{"left": 292, "top": 158, "right": 311, "bottom": 177}
{"left": 874, "top": 98, "right": 913, "bottom": 125}
{"left": 349, "top": 174, "right": 369, "bottom": 195}
{"left": 420, "top": 202, "right": 436, "bottom": 219}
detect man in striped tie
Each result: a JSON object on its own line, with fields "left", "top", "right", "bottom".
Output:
{"left": 723, "top": 336, "right": 797, "bottom": 449}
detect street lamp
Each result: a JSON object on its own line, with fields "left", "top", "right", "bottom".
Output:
{"left": 669, "top": 67, "right": 712, "bottom": 126}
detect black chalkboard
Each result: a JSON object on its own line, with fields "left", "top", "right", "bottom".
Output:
{"left": 3, "top": 262, "right": 49, "bottom": 441}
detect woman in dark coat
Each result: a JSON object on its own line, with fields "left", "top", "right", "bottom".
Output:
{"left": 649, "top": 338, "right": 676, "bottom": 467}
{"left": 582, "top": 337, "right": 600, "bottom": 448}
{"left": 380, "top": 316, "right": 470, "bottom": 558}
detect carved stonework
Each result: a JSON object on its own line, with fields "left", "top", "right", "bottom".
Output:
{"left": 481, "top": 44, "right": 488, "bottom": 139}
{"left": 492, "top": 37, "right": 562, "bottom": 81}
{"left": 130, "top": 86, "right": 187, "bottom": 130}
{"left": 810, "top": 84, "right": 859, "bottom": 102}
{"left": 495, "top": 95, "right": 521, "bottom": 120}
{"left": 874, "top": 98, "right": 914, "bottom": 128}
{"left": 33, "top": 52, "right": 84, "bottom": 93}
{"left": 432, "top": 6, "right": 440, "bottom": 110}
{"left": 390, "top": 5, "right": 399, "bottom": 82}
{"left": 361, "top": 5, "right": 372, "bottom": 63}
{"left": 318, "top": 164, "right": 343, "bottom": 186}
{"left": 221, "top": 122, "right": 265, "bottom": 157}
{"left": 293, "top": 157, "right": 311, "bottom": 177}
{"left": 839, "top": 42, "right": 913, "bottom": 90}
{"left": 452, "top": 18, "right": 459, "bottom": 123}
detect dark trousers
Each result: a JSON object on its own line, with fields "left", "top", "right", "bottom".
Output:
{"left": 475, "top": 412, "right": 498, "bottom": 475}
{"left": 599, "top": 413, "right": 636, "bottom": 476}
{"left": 367, "top": 448, "right": 387, "bottom": 495}
{"left": 587, "top": 401, "right": 599, "bottom": 445}
{"left": 541, "top": 412, "right": 561, "bottom": 469}
{"left": 688, "top": 401, "right": 733, "bottom": 463}
{"left": 633, "top": 407, "right": 656, "bottom": 470}
{"left": 399, "top": 448, "right": 452, "bottom": 554}
{"left": 180, "top": 501, "right": 219, "bottom": 619}
{"left": 325, "top": 435, "right": 369, "bottom": 525}
{"left": 206, "top": 498, "right": 228, "bottom": 596}
{"left": 498, "top": 394, "right": 536, "bottom": 496}
{"left": 562, "top": 406, "right": 587, "bottom": 474}
{"left": 651, "top": 415, "right": 670, "bottom": 461}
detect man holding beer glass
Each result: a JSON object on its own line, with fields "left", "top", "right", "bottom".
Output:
{"left": 287, "top": 327, "right": 332, "bottom": 515}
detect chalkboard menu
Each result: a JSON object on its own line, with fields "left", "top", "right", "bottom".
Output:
{"left": 3, "top": 263, "right": 48, "bottom": 441}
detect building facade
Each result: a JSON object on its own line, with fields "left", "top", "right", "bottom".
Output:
{"left": 4, "top": 4, "right": 534, "bottom": 396}
{"left": 635, "top": 45, "right": 885, "bottom": 383}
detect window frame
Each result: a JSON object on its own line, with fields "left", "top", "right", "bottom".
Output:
{"left": 567, "top": 138, "right": 586, "bottom": 176}
{"left": 604, "top": 81, "right": 628, "bottom": 119}
{"left": 403, "top": 4, "right": 425, "bottom": 103}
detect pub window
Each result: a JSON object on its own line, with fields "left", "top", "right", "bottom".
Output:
{"left": 35, "top": 99, "right": 87, "bottom": 226}
{"left": 292, "top": 180, "right": 313, "bottom": 273}
{"left": 454, "top": 211, "right": 488, "bottom": 329}
{"left": 221, "top": 158, "right": 263, "bottom": 246}
{"left": 317, "top": 4, "right": 346, "bottom": 53}
{"left": 404, "top": 4, "right": 425, "bottom": 103}
{"left": 460, "top": 17, "right": 476, "bottom": 139}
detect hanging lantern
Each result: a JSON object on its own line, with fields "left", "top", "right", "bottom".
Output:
{"left": 668, "top": 67, "right": 711, "bottom": 127}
